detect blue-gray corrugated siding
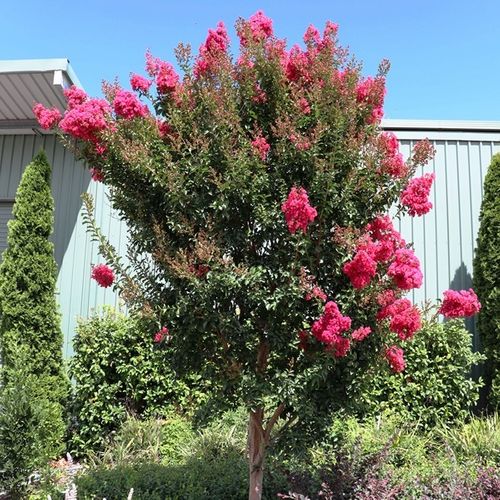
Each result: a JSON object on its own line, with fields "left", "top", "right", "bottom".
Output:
{"left": 1, "top": 132, "right": 498, "bottom": 358}
{"left": 0, "top": 134, "right": 127, "bottom": 357}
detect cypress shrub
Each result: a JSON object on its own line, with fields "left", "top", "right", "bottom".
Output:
{"left": 474, "top": 153, "right": 500, "bottom": 408}
{"left": 0, "top": 150, "right": 67, "bottom": 453}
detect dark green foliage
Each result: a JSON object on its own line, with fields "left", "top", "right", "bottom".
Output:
{"left": 348, "top": 320, "right": 484, "bottom": 428}
{"left": 0, "top": 347, "right": 65, "bottom": 498}
{"left": 74, "top": 411, "right": 500, "bottom": 499}
{"left": 68, "top": 308, "right": 209, "bottom": 456}
{"left": 0, "top": 150, "right": 66, "bottom": 386}
{"left": 474, "top": 153, "right": 500, "bottom": 408}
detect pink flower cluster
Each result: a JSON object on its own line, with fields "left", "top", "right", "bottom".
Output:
{"left": 59, "top": 98, "right": 111, "bottom": 143}
{"left": 305, "top": 285, "right": 327, "bottom": 302}
{"left": 343, "top": 250, "right": 377, "bottom": 289}
{"left": 356, "top": 76, "right": 386, "bottom": 124}
{"left": 411, "top": 139, "right": 436, "bottom": 167}
{"left": 385, "top": 345, "right": 405, "bottom": 373}
{"left": 362, "top": 215, "right": 405, "bottom": 263}
{"left": 194, "top": 21, "right": 230, "bottom": 77}
{"left": 387, "top": 248, "right": 423, "bottom": 290}
{"left": 312, "top": 301, "right": 351, "bottom": 357}
{"left": 378, "top": 298, "right": 421, "bottom": 340}
{"left": 146, "top": 51, "right": 179, "bottom": 94}
{"left": 238, "top": 10, "right": 273, "bottom": 46}
{"left": 154, "top": 326, "right": 170, "bottom": 343}
{"left": 33, "top": 103, "right": 62, "bottom": 129}
{"left": 281, "top": 187, "right": 317, "bottom": 234}
{"left": 89, "top": 167, "right": 104, "bottom": 182}
{"left": 439, "top": 289, "right": 481, "bottom": 318}
{"left": 352, "top": 326, "right": 371, "bottom": 342}
{"left": 113, "top": 89, "right": 149, "bottom": 120}
{"left": 298, "top": 97, "right": 311, "bottom": 114}
{"left": 91, "top": 263, "right": 115, "bottom": 288}
{"left": 400, "top": 173, "right": 435, "bottom": 217}
{"left": 378, "top": 132, "right": 407, "bottom": 178}
{"left": 130, "top": 74, "right": 152, "bottom": 93}
{"left": 251, "top": 135, "right": 270, "bottom": 160}
{"left": 64, "top": 85, "right": 87, "bottom": 109}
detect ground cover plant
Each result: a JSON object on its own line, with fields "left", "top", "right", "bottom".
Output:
{"left": 34, "top": 11, "right": 482, "bottom": 499}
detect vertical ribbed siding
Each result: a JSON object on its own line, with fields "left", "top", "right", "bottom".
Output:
{"left": 395, "top": 138, "right": 500, "bottom": 347}
{"left": 0, "top": 135, "right": 126, "bottom": 358}
{"left": 1, "top": 131, "right": 499, "bottom": 358}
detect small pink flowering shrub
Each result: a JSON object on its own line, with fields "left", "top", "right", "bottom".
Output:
{"left": 33, "top": 10, "right": 482, "bottom": 495}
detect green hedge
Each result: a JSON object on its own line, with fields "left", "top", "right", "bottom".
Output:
{"left": 69, "top": 308, "right": 209, "bottom": 456}
{"left": 347, "top": 319, "right": 484, "bottom": 428}
{"left": 474, "top": 153, "right": 500, "bottom": 408}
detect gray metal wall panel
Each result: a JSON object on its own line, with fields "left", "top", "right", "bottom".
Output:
{"left": 1, "top": 130, "right": 498, "bottom": 359}
{"left": 0, "top": 135, "right": 125, "bottom": 358}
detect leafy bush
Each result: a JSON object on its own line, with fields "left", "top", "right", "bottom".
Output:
{"left": 69, "top": 308, "right": 208, "bottom": 456}
{"left": 75, "top": 411, "right": 500, "bottom": 499}
{"left": 0, "top": 150, "right": 67, "bottom": 463}
{"left": 474, "top": 153, "right": 500, "bottom": 408}
{"left": 348, "top": 319, "right": 484, "bottom": 428}
{"left": 0, "top": 348, "right": 65, "bottom": 498}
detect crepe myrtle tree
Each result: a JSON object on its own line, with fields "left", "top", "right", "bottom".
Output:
{"left": 34, "top": 11, "right": 481, "bottom": 499}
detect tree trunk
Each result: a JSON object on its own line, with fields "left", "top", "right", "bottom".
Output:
{"left": 248, "top": 408, "right": 267, "bottom": 500}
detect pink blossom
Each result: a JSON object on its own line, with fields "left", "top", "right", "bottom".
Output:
{"left": 91, "top": 263, "right": 115, "bottom": 288}
{"left": 327, "top": 336, "right": 351, "bottom": 358}
{"left": 385, "top": 345, "right": 405, "bottom": 373}
{"left": 281, "top": 187, "right": 317, "bottom": 234}
{"left": 156, "top": 62, "right": 179, "bottom": 93}
{"left": 145, "top": 51, "right": 179, "bottom": 93}
{"left": 157, "top": 119, "right": 173, "bottom": 137}
{"left": 439, "top": 289, "right": 481, "bottom": 318}
{"left": 33, "top": 103, "right": 62, "bottom": 129}
{"left": 205, "top": 21, "right": 230, "bottom": 53}
{"left": 303, "top": 25, "right": 321, "bottom": 45}
{"left": 312, "top": 301, "right": 352, "bottom": 349}
{"left": 251, "top": 135, "right": 270, "bottom": 161}
{"left": 130, "top": 74, "right": 152, "bottom": 93}
{"left": 59, "top": 98, "right": 111, "bottom": 142}
{"left": 64, "top": 85, "right": 87, "bottom": 109}
{"left": 378, "top": 132, "right": 408, "bottom": 178}
{"left": 248, "top": 10, "right": 273, "bottom": 42}
{"left": 113, "top": 89, "right": 149, "bottom": 120}
{"left": 343, "top": 250, "right": 377, "bottom": 289}
{"left": 377, "top": 289, "right": 398, "bottom": 310}
{"left": 298, "top": 97, "right": 311, "bottom": 114}
{"left": 411, "top": 139, "right": 436, "bottom": 167}
{"left": 387, "top": 248, "right": 423, "bottom": 290}
{"left": 356, "top": 76, "right": 386, "bottom": 124}
{"left": 400, "top": 173, "right": 435, "bottom": 216}
{"left": 194, "top": 21, "right": 230, "bottom": 77}
{"left": 154, "top": 326, "right": 170, "bottom": 343}
{"left": 388, "top": 299, "right": 421, "bottom": 340}
{"left": 89, "top": 167, "right": 104, "bottom": 182}
{"left": 352, "top": 326, "right": 372, "bottom": 342}
{"left": 305, "top": 285, "right": 327, "bottom": 302}
{"left": 285, "top": 45, "right": 310, "bottom": 82}
{"left": 290, "top": 133, "right": 311, "bottom": 151}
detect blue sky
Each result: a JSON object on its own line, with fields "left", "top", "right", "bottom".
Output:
{"left": 1, "top": 0, "right": 499, "bottom": 120}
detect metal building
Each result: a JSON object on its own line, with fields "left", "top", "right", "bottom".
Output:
{"left": 0, "top": 59, "right": 498, "bottom": 356}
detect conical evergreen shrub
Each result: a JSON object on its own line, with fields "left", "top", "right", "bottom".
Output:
{"left": 474, "top": 153, "right": 500, "bottom": 408}
{"left": 0, "top": 150, "right": 65, "bottom": 381}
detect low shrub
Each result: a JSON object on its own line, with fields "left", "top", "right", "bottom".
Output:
{"left": 68, "top": 308, "right": 209, "bottom": 456}
{"left": 0, "top": 349, "right": 65, "bottom": 498}
{"left": 347, "top": 319, "right": 484, "bottom": 428}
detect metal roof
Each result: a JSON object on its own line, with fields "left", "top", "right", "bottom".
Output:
{"left": 0, "top": 58, "right": 82, "bottom": 135}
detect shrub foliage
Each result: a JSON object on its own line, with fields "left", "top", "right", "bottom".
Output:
{"left": 474, "top": 153, "right": 500, "bottom": 408}
{"left": 69, "top": 308, "right": 208, "bottom": 456}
